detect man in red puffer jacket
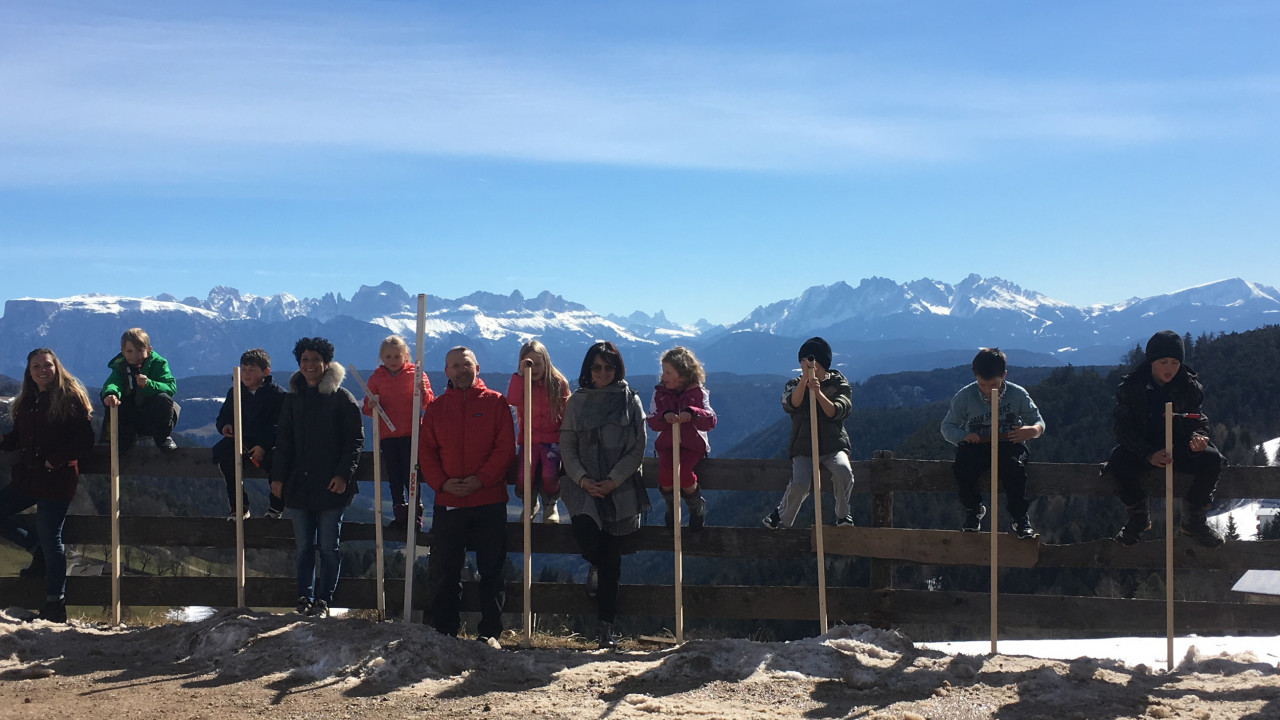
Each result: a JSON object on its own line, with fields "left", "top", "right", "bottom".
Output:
{"left": 418, "top": 346, "right": 515, "bottom": 640}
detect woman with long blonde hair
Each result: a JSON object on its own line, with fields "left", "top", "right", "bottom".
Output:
{"left": 506, "top": 340, "right": 571, "bottom": 523}
{"left": 0, "top": 348, "right": 95, "bottom": 623}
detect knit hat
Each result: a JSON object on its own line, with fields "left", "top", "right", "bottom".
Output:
{"left": 798, "top": 336, "right": 833, "bottom": 370}
{"left": 1145, "top": 330, "right": 1184, "bottom": 364}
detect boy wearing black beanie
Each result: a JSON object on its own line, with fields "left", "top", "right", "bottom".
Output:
{"left": 1103, "top": 330, "right": 1224, "bottom": 547}
{"left": 762, "top": 337, "right": 856, "bottom": 529}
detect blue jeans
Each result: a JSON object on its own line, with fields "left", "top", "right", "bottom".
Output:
{"left": 0, "top": 485, "right": 71, "bottom": 601}
{"left": 286, "top": 506, "right": 344, "bottom": 603}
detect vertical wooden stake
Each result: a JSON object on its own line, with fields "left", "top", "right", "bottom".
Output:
{"left": 522, "top": 365, "right": 534, "bottom": 645}
{"left": 1165, "top": 401, "right": 1175, "bottom": 671}
{"left": 809, "top": 376, "right": 829, "bottom": 635}
{"left": 373, "top": 418, "right": 385, "bottom": 621}
{"left": 404, "top": 293, "right": 426, "bottom": 622}
{"left": 673, "top": 419, "right": 684, "bottom": 644}
{"left": 233, "top": 366, "right": 245, "bottom": 609}
{"left": 109, "top": 404, "right": 121, "bottom": 625}
{"left": 347, "top": 364, "right": 388, "bottom": 622}
{"left": 989, "top": 387, "right": 999, "bottom": 655}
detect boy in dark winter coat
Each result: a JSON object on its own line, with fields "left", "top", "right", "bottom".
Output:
{"left": 762, "top": 337, "right": 855, "bottom": 529}
{"left": 1104, "top": 330, "right": 1224, "bottom": 547}
{"left": 100, "top": 327, "right": 180, "bottom": 452}
{"left": 212, "top": 348, "right": 286, "bottom": 519}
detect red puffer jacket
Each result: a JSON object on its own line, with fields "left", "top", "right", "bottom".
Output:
{"left": 362, "top": 363, "right": 433, "bottom": 439}
{"left": 418, "top": 378, "right": 515, "bottom": 508}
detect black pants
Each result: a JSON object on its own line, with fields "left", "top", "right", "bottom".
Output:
{"left": 212, "top": 437, "right": 283, "bottom": 515}
{"left": 111, "top": 392, "right": 179, "bottom": 443}
{"left": 427, "top": 502, "right": 506, "bottom": 638}
{"left": 1103, "top": 443, "right": 1223, "bottom": 508}
{"left": 953, "top": 441, "right": 1030, "bottom": 519}
{"left": 381, "top": 436, "right": 414, "bottom": 507}
{"left": 570, "top": 515, "right": 623, "bottom": 624}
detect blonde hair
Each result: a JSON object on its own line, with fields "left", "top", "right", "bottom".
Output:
{"left": 121, "top": 327, "right": 150, "bottom": 351}
{"left": 661, "top": 346, "right": 705, "bottom": 388}
{"left": 379, "top": 335, "right": 410, "bottom": 360}
{"left": 15, "top": 348, "right": 93, "bottom": 423}
{"left": 518, "top": 340, "right": 568, "bottom": 422}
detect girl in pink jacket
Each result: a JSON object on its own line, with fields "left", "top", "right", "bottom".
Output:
{"left": 506, "top": 340, "right": 571, "bottom": 523}
{"left": 647, "top": 346, "right": 717, "bottom": 530}
{"left": 362, "top": 335, "right": 433, "bottom": 531}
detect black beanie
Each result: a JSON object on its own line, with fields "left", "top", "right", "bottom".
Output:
{"left": 1145, "top": 330, "right": 1185, "bottom": 364}
{"left": 798, "top": 336, "right": 833, "bottom": 370}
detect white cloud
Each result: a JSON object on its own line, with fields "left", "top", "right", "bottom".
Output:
{"left": 0, "top": 4, "right": 1274, "bottom": 186}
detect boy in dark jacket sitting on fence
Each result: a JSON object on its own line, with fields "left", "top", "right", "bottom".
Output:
{"left": 1104, "top": 330, "right": 1224, "bottom": 548}
{"left": 212, "top": 348, "right": 287, "bottom": 520}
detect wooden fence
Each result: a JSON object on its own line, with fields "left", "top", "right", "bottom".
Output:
{"left": 2, "top": 448, "right": 1278, "bottom": 638}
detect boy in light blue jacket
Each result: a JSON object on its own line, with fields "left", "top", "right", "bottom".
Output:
{"left": 940, "top": 348, "right": 1044, "bottom": 537}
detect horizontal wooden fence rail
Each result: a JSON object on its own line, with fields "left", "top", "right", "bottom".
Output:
{"left": 3, "top": 449, "right": 1279, "bottom": 637}
{"left": 37, "top": 446, "right": 1278, "bottom": 499}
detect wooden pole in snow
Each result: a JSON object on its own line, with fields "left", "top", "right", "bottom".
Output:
{"left": 109, "top": 404, "right": 121, "bottom": 625}
{"left": 522, "top": 360, "right": 534, "bottom": 645}
{"left": 1165, "top": 401, "right": 1175, "bottom": 671}
{"left": 233, "top": 366, "right": 245, "bottom": 608}
{"left": 403, "top": 294, "right": 426, "bottom": 622}
{"left": 673, "top": 418, "right": 685, "bottom": 644}
{"left": 808, "top": 358, "right": 829, "bottom": 635}
{"left": 989, "top": 387, "right": 999, "bottom": 655}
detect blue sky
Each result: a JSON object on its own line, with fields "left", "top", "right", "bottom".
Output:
{"left": 2, "top": 1, "right": 1277, "bottom": 324}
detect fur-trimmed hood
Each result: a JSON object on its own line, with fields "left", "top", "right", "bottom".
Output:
{"left": 289, "top": 361, "right": 346, "bottom": 395}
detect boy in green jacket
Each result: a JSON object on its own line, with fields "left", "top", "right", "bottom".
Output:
{"left": 101, "top": 327, "right": 180, "bottom": 452}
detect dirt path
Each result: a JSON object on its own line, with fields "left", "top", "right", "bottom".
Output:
{"left": 3, "top": 609, "right": 1278, "bottom": 719}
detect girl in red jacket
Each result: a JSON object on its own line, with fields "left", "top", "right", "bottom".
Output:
{"left": 647, "top": 346, "right": 717, "bottom": 530}
{"left": 506, "top": 340, "right": 571, "bottom": 524}
{"left": 362, "top": 335, "right": 433, "bottom": 531}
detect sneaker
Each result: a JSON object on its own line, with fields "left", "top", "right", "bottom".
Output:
{"left": 306, "top": 599, "right": 330, "bottom": 618}
{"left": 226, "top": 509, "right": 251, "bottom": 521}
{"left": 762, "top": 509, "right": 782, "bottom": 530}
{"left": 1115, "top": 508, "right": 1151, "bottom": 546}
{"left": 295, "top": 596, "right": 313, "bottom": 615}
{"left": 264, "top": 507, "right": 283, "bottom": 520}
{"left": 585, "top": 565, "right": 598, "bottom": 598}
{"left": 962, "top": 505, "right": 987, "bottom": 533}
{"left": 1011, "top": 516, "right": 1039, "bottom": 540}
{"left": 156, "top": 436, "right": 178, "bottom": 452}
{"left": 835, "top": 515, "right": 855, "bottom": 527}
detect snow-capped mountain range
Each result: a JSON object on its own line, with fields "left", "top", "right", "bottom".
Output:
{"left": 3, "top": 276, "right": 1278, "bottom": 381}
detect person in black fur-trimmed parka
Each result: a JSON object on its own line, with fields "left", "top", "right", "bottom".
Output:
{"left": 270, "top": 337, "right": 364, "bottom": 618}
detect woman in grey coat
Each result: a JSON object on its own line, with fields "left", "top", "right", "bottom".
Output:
{"left": 559, "top": 341, "right": 649, "bottom": 649}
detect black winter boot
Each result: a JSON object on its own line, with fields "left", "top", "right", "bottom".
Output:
{"left": 683, "top": 486, "right": 707, "bottom": 531}
{"left": 1180, "top": 502, "right": 1224, "bottom": 548}
{"left": 660, "top": 489, "right": 675, "bottom": 528}
{"left": 1115, "top": 503, "right": 1151, "bottom": 546}
{"left": 19, "top": 545, "right": 46, "bottom": 579}
{"left": 597, "top": 621, "right": 617, "bottom": 650}
{"left": 35, "top": 599, "right": 67, "bottom": 624}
